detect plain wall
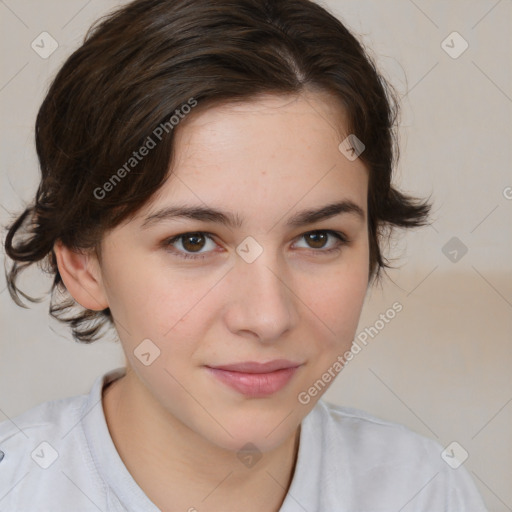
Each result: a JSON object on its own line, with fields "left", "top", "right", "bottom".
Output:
{"left": 1, "top": 1, "right": 511, "bottom": 510}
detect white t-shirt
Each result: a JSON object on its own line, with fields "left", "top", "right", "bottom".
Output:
{"left": 0, "top": 366, "right": 488, "bottom": 511}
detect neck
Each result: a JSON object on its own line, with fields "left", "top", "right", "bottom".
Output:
{"left": 102, "top": 369, "right": 301, "bottom": 512}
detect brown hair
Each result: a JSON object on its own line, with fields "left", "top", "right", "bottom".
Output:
{"left": 3, "top": 0, "right": 431, "bottom": 343}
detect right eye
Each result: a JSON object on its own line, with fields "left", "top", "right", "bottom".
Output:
{"left": 161, "top": 232, "right": 219, "bottom": 260}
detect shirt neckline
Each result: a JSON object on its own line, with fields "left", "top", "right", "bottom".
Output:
{"left": 80, "top": 366, "right": 320, "bottom": 512}
{"left": 80, "top": 366, "right": 161, "bottom": 511}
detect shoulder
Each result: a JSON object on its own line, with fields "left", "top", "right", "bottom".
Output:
{"left": 0, "top": 392, "right": 88, "bottom": 474}
{"left": 300, "top": 400, "right": 488, "bottom": 511}
{"left": 0, "top": 392, "right": 88, "bottom": 453}
{"left": 308, "top": 400, "right": 447, "bottom": 478}
{"left": 0, "top": 391, "right": 88, "bottom": 444}
{"left": 2, "top": 391, "right": 87, "bottom": 425}
{"left": 0, "top": 392, "right": 106, "bottom": 511}
{"left": 315, "top": 400, "right": 441, "bottom": 456}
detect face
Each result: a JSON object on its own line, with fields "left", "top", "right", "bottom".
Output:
{"left": 94, "top": 90, "right": 370, "bottom": 453}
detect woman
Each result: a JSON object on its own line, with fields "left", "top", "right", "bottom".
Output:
{"left": 0, "top": 0, "right": 487, "bottom": 510}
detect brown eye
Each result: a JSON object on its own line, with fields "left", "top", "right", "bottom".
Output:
{"left": 181, "top": 232, "right": 206, "bottom": 252}
{"left": 162, "top": 231, "right": 217, "bottom": 260}
{"left": 305, "top": 231, "right": 329, "bottom": 249}
{"left": 163, "top": 229, "right": 347, "bottom": 261}
{"left": 294, "top": 230, "right": 348, "bottom": 254}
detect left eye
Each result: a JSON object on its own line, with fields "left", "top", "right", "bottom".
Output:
{"left": 294, "top": 230, "right": 347, "bottom": 251}
{"left": 162, "top": 230, "right": 348, "bottom": 260}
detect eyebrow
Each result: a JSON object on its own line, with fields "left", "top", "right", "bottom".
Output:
{"left": 141, "top": 199, "right": 365, "bottom": 230}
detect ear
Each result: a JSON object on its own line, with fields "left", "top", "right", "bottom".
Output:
{"left": 53, "top": 240, "right": 109, "bottom": 311}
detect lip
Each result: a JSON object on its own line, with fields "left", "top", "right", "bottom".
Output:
{"left": 205, "top": 359, "right": 302, "bottom": 397}
{"left": 208, "top": 359, "right": 301, "bottom": 373}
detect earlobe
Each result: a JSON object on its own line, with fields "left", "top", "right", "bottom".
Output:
{"left": 53, "top": 241, "right": 109, "bottom": 311}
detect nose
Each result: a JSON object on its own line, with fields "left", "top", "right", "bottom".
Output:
{"left": 223, "top": 249, "right": 299, "bottom": 344}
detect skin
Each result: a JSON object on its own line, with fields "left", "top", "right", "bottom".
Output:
{"left": 55, "top": 89, "right": 370, "bottom": 512}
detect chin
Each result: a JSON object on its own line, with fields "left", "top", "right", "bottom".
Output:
{"left": 209, "top": 428, "right": 294, "bottom": 455}
{"left": 198, "top": 408, "right": 303, "bottom": 454}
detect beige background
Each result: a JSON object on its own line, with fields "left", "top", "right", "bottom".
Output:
{"left": 1, "top": 1, "right": 511, "bottom": 510}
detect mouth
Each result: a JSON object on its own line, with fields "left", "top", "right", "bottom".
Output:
{"left": 205, "top": 359, "right": 303, "bottom": 397}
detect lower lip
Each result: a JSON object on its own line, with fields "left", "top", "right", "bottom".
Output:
{"left": 206, "top": 366, "right": 299, "bottom": 397}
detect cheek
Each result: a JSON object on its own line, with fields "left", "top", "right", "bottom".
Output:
{"left": 108, "top": 267, "right": 219, "bottom": 360}
{"left": 101, "top": 261, "right": 181, "bottom": 343}
{"left": 303, "top": 258, "right": 368, "bottom": 347}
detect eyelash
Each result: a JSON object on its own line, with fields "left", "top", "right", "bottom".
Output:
{"left": 162, "top": 230, "right": 349, "bottom": 260}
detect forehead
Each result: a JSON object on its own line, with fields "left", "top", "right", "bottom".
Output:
{"left": 136, "top": 91, "right": 368, "bottom": 228}
{"left": 176, "top": 89, "right": 352, "bottom": 151}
